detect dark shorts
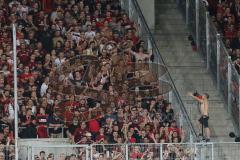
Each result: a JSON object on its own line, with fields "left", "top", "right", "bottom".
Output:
{"left": 199, "top": 116, "right": 209, "bottom": 128}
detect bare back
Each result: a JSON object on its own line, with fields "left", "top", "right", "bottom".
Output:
{"left": 200, "top": 99, "right": 209, "bottom": 116}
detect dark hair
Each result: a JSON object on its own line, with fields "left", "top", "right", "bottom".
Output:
{"left": 26, "top": 108, "right": 32, "bottom": 112}
{"left": 204, "top": 93, "right": 209, "bottom": 99}
{"left": 40, "top": 151, "right": 45, "bottom": 154}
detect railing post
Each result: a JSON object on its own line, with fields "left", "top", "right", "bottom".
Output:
{"left": 196, "top": 0, "right": 199, "bottom": 50}
{"left": 86, "top": 145, "right": 89, "bottom": 160}
{"left": 227, "top": 56, "right": 232, "bottom": 113}
{"left": 190, "top": 131, "right": 193, "bottom": 143}
{"left": 169, "top": 91, "right": 173, "bottom": 104}
{"left": 216, "top": 33, "right": 221, "bottom": 90}
{"left": 160, "top": 144, "right": 163, "bottom": 160}
{"left": 125, "top": 144, "right": 129, "bottom": 160}
{"left": 211, "top": 143, "right": 214, "bottom": 160}
{"left": 179, "top": 112, "right": 183, "bottom": 128}
{"left": 31, "top": 147, "right": 35, "bottom": 160}
{"left": 120, "top": 0, "right": 124, "bottom": 10}
{"left": 138, "top": 17, "right": 142, "bottom": 37}
{"left": 239, "top": 77, "right": 240, "bottom": 130}
{"left": 128, "top": 0, "right": 132, "bottom": 18}
{"left": 186, "top": 0, "right": 189, "bottom": 26}
{"left": 90, "top": 145, "right": 93, "bottom": 160}
{"left": 206, "top": 11, "right": 210, "bottom": 71}
{"left": 27, "top": 146, "right": 31, "bottom": 160}
{"left": 194, "top": 143, "right": 197, "bottom": 159}
{"left": 61, "top": 127, "right": 64, "bottom": 138}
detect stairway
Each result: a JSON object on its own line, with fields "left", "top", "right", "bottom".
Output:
{"left": 154, "top": 0, "right": 236, "bottom": 145}
{"left": 152, "top": 1, "right": 240, "bottom": 159}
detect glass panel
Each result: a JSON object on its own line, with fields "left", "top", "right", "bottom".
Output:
{"left": 231, "top": 67, "right": 240, "bottom": 128}
{"left": 31, "top": 145, "right": 89, "bottom": 160}
{"left": 219, "top": 41, "right": 229, "bottom": 103}
{"left": 91, "top": 144, "right": 126, "bottom": 160}
{"left": 209, "top": 22, "right": 218, "bottom": 79}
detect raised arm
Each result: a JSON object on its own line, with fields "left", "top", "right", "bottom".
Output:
{"left": 187, "top": 92, "right": 203, "bottom": 103}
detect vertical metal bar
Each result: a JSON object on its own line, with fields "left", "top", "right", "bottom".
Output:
{"left": 28, "top": 146, "right": 31, "bottom": 160}
{"left": 86, "top": 145, "right": 89, "bottom": 160}
{"left": 216, "top": 34, "right": 221, "bottom": 90}
{"left": 160, "top": 144, "right": 163, "bottom": 160}
{"left": 179, "top": 112, "right": 183, "bottom": 128}
{"left": 125, "top": 144, "right": 129, "bottom": 160}
{"left": 227, "top": 56, "right": 232, "bottom": 113}
{"left": 120, "top": 0, "right": 124, "bottom": 9}
{"left": 138, "top": 17, "right": 142, "bottom": 37}
{"left": 31, "top": 147, "right": 35, "bottom": 160}
{"left": 128, "top": 0, "right": 131, "bottom": 18}
{"left": 211, "top": 143, "right": 214, "bottom": 160}
{"left": 62, "top": 127, "right": 64, "bottom": 138}
{"left": 194, "top": 143, "right": 197, "bottom": 160}
{"left": 186, "top": 0, "right": 189, "bottom": 26}
{"left": 239, "top": 77, "right": 240, "bottom": 130}
{"left": 196, "top": 0, "right": 200, "bottom": 50}
{"left": 90, "top": 145, "right": 93, "bottom": 160}
{"left": 169, "top": 91, "right": 173, "bottom": 104}
{"left": 190, "top": 131, "right": 193, "bottom": 143}
{"left": 206, "top": 11, "right": 210, "bottom": 71}
{"left": 12, "top": 24, "right": 19, "bottom": 160}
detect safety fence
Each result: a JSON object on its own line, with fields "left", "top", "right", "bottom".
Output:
{"left": 177, "top": 0, "right": 240, "bottom": 131}
{"left": 120, "top": 0, "right": 197, "bottom": 142}
{"left": 4, "top": 142, "right": 240, "bottom": 160}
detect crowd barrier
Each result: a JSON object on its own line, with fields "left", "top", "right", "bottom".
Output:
{"left": 178, "top": 0, "right": 240, "bottom": 131}
{"left": 0, "top": 142, "right": 237, "bottom": 160}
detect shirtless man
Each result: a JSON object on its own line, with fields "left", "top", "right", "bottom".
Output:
{"left": 129, "top": 47, "right": 152, "bottom": 62}
{"left": 188, "top": 92, "right": 210, "bottom": 142}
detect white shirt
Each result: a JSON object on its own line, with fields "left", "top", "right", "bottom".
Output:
{"left": 85, "top": 31, "right": 96, "bottom": 39}
{"left": 40, "top": 82, "right": 48, "bottom": 97}
{"left": 54, "top": 58, "right": 66, "bottom": 67}
{"left": 8, "top": 104, "right": 14, "bottom": 120}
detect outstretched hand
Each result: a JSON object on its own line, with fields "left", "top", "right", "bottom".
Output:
{"left": 187, "top": 92, "right": 193, "bottom": 97}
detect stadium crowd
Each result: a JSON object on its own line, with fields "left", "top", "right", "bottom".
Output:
{"left": 0, "top": 0, "right": 186, "bottom": 159}
{"left": 208, "top": 0, "right": 240, "bottom": 72}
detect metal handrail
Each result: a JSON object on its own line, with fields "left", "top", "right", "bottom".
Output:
{"left": 132, "top": 0, "right": 197, "bottom": 137}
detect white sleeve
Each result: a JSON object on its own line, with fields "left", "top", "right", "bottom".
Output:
{"left": 8, "top": 104, "right": 14, "bottom": 120}
{"left": 130, "top": 50, "right": 136, "bottom": 56}
{"left": 40, "top": 83, "right": 48, "bottom": 97}
{"left": 54, "top": 58, "right": 60, "bottom": 66}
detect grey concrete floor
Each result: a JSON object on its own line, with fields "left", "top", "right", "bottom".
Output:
{"left": 154, "top": 0, "right": 238, "bottom": 159}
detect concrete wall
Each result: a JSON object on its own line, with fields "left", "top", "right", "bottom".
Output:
{"left": 137, "top": 0, "right": 155, "bottom": 30}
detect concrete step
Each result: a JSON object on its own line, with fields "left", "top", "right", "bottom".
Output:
{"left": 212, "top": 137, "right": 235, "bottom": 142}
{"left": 156, "top": 13, "right": 183, "bottom": 20}
{"left": 155, "top": 3, "right": 178, "bottom": 9}
{"left": 164, "top": 58, "right": 205, "bottom": 65}
{"left": 154, "top": 35, "right": 190, "bottom": 43}
{"left": 155, "top": 40, "right": 190, "bottom": 47}
{"left": 165, "top": 61, "right": 206, "bottom": 67}
{"left": 168, "top": 66, "right": 209, "bottom": 74}
{"left": 154, "top": 29, "right": 189, "bottom": 36}
{"left": 156, "top": 20, "right": 186, "bottom": 26}
{"left": 160, "top": 52, "right": 200, "bottom": 60}
{"left": 158, "top": 46, "right": 194, "bottom": 53}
